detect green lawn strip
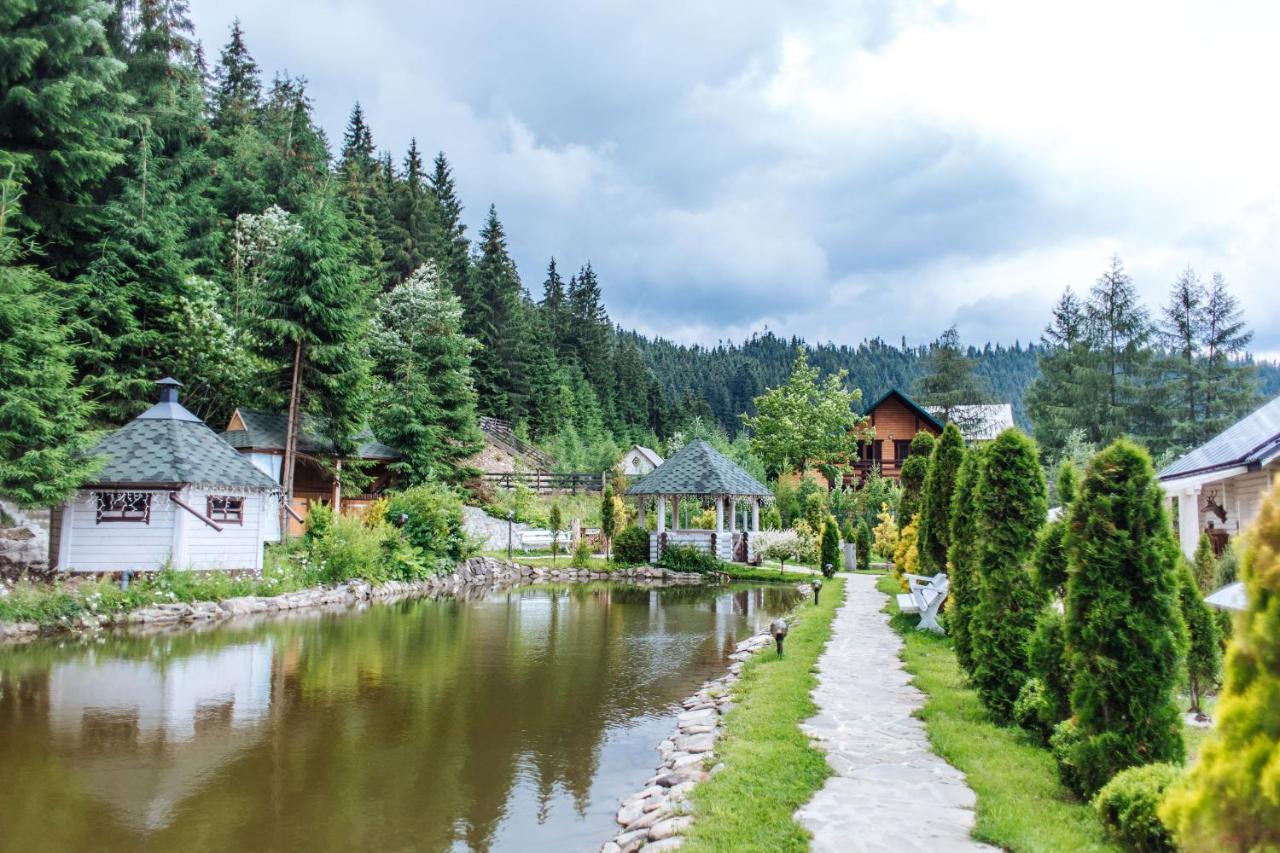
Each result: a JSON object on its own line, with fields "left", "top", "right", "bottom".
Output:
{"left": 876, "top": 574, "right": 1118, "bottom": 852}
{"left": 682, "top": 577, "right": 843, "bottom": 852}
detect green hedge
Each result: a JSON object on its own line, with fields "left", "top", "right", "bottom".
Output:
{"left": 1093, "top": 763, "right": 1181, "bottom": 852}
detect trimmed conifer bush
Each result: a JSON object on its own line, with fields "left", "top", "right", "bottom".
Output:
{"left": 855, "top": 520, "right": 872, "bottom": 571}
{"left": 919, "top": 422, "right": 965, "bottom": 574}
{"left": 1093, "top": 763, "right": 1181, "bottom": 853}
{"left": 819, "top": 514, "right": 840, "bottom": 577}
{"left": 1028, "top": 607, "right": 1071, "bottom": 727}
{"left": 1175, "top": 557, "right": 1221, "bottom": 716}
{"left": 1191, "top": 533, "right": 1216, "bottom": 593}
{"left": 1063, "top": 439, "right": 1185, "bottom": 797}
{"left": 1013, "top": 677, "right": 1057, "bottom": 744}
{"left": 613, "top": 525, "right": 650, "bottom": 565}
{"left": 1160, "top": 486, "right": 1280, "bottom": 851}
{"left": 945, "top": 446, "right": 983, "bottom": 676}
{"left": 898, "top": 430, "right": 934, "bottom": 521}
{"left": 970, "top": 429, "right": 1046, "bottom": 722}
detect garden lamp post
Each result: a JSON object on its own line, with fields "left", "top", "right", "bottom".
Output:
{"left": 770, "top": 618, "right": 788, "bottom": 656}
{"left": 507, "top": 510, "right": 514, "bottom": 561}
{"left": 812, "top": 578, "right": 822, "bottom": 606}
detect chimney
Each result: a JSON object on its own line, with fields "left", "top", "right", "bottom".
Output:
{"left": 156, "top": 377, "right": 183, "bottom": 404}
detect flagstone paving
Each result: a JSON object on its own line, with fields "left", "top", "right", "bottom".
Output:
{"left": 795, "top": 573, "right": 997, "bottom": 852}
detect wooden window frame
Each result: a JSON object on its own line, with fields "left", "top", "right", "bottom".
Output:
{"left": 96, "top": 491, "right": 152, "bottom": 524}
{"left": 206, "top": 495, "right": 246, "bottom": 525}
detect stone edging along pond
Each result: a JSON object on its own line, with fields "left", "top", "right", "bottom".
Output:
{"left": 603, "top": 583, "right": 810, "bottom": 853}
{"left": 0, "top": 558, "right": 707, "bottom": 643}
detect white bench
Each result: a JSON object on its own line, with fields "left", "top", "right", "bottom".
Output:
{"left": 517, "top": 530, "right": 563, "bottom": 552}
{"left": 896, "top": 572, "right": 949, "bottom": 633}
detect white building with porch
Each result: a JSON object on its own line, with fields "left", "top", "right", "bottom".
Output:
{"left": 1159, "top": 395, "right": 1280, "bottom": 558}
{"left": 625, "top": 439, "right": 771, "bottom": 564}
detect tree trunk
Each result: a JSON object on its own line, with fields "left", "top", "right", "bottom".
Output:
{"left": 281, "top": 339, "right": 304, "bottom": 539}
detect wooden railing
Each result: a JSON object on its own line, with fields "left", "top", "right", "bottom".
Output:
{"left": 478, "top": 417, "right": 554, "bottom": 469}
{"left": 482, "top": 471, "right": 606, "bottom": 494}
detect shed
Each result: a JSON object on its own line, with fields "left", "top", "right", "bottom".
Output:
{"left": 50, "top": 379, "right": 281, "bottom": 573}
{"left": 620, "top": 445, "right": 664, "bottom": 477}
{"left": 626, "top": 439, "right": 771, "bottom": 563}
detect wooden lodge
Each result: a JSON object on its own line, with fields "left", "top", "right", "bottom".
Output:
{"left": 851, "top": 390, "right": 944, "bottom": 482}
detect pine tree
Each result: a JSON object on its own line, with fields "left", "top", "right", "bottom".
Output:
{"left": 1161, "top": 486, "right": 1280, "bottom": 850}
{"left": 566, "top": 262, "right": 615, "bottom": 420}
{"left": 919, "top": 422, "right": 964, "bottom": 574}
{"left": 427, "top": 152, "right": 473, "bottom": 307}
{"left": 1175, "top": 557, "right": 1221, "bottom": 717}
{"left": 369, "top": 263, "right": 483, "bottom": 483}
{"left": 820, "top": 514, "right": 840, "bottom": 577}
{"left": 540, "top": 257, "right": 568, "bottom": 355}
{"left": 914, "top": 327, "right": 992, "bottom": 433}
{"left": 897, "top": 430, "right": 934, "bottom": 522}
{"left": 1063, "top": 439, "right": 1185, "bottom": 796}
{"left": 855, "top": 519, "right": 872, "bottom": 571}
{"left": 1199, "top": 272, "right": 1257, "bottom": 438}
{"left": 0, "top": 185, "right": 96, "bottom": 506}
{"left": 0, "top": 0, "right": 129, "bottom": 277}
{"left": 384, "top": 139, "right": 436, "bottom": 284}
{"left": 1027, "top": 288, "right": 1101, "bottom": 455}
{"left": 946, "top": 446, "right": 983, "bottom": 676}
{"left": 211, "top": 19, "right": 260, "bottom": 130}
{"left": 469, "top": 205, "right": 524, "bottom": 416}
{"left": 970, "top": 429, "right": 1047, "bottom": 722}
{"left": 600, "top": 485, "right": 617, "bottom": 561}
{"left": 1087, "top": 256, "right": 1155, "bottom": 444}
{"left": 1160, "top": 267, "right": 1206, "bottom": 445}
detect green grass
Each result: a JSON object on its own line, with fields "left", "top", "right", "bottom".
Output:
{"left": 682, "top": 577, "right": 844, "bottom": 852}
{"left": 877, "top": 574, "right": 1120, "bottom": 852}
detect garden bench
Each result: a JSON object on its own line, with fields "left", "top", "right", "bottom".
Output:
{"left": 517, "top": 530, "right": 562, "bottom": 552}
{"left": 896, "top": 572, "right": 949, "bottom": 633}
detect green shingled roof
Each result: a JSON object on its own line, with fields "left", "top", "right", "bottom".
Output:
{"left": 87, "top": 417, "right": 280, "bottom": 490}
{"left": 223, "top": 409, "right": 399, "bottom": 460}
{"left": 625, "top": 439, "right": 771, "bottom": 497}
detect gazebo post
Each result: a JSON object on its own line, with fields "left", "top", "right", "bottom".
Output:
{"left": 728, "top": 498, "right": 737, "bottom": 532}
{"left": 751, "top": 501, "right": 760, "bottom": 532}
{"left": 657, "top": 496, "right": 667, "bottom": 533}
{"left": 636, "top": 497, "right": 646, "bottom": 528}
{"left": 672, "top": 496, "right": 681, "bottom": 530}
{"left": 715, "top": 497, "right": 724, "bottom": 533}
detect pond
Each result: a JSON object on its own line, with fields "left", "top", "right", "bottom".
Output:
{"left": 0, "top": 581, "right": 801, "bottom": 852}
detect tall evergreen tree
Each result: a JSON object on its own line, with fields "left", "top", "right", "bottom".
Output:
{"left": 914, "top": 326, "right": 992, "bottom": 434}
{"left": 1175, "top": 557, "right": 1221, "bottom": 717}
{"left": 919, "top": 422, "right": 964, "bottom": 574}
{"left": 1160, "top": 267, "right": 1206, "bottom": 444}
{"left": 1199, "top": 271, "right": 1257, "bottom": 438}
{"left": 385, "top": 139, "right": 435, "bottom": 284}
{"left": 897, "top": 430, "right": 934, "bottom": 523}
{"left": 540, "top": 257, "right": 568, "bottom": 355}
{"left": 210, "top": 19, "right": 260, "bottom": 131}
{"left": 427, "top": 152, "right": 473, "bottom": 307}
{"left": 469, "top": 205, "right": 524, "bottom": 416}
{"left": 946, "top": 445, "right": 983, "bottom": 676}
{"left": 1086, "top": 256, "right": 1154, "bottom": 443}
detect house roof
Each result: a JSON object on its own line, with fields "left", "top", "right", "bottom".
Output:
{"left": 625, "top": 439, "right": 770, "bottom": 497}
{"left": 924, "top": 403, "right": 1015, "bottom": 442}
{"left": 86, "top": 400, "right": 280, "bottom": 491}
{"left": 1158, "top": 395, "right": 1280, "bottom": 482}
{"left": 865, "top": 389, "right": 945, "bottom": 432}
{"left": 625, "top": 445, "right": 664, "bottom": 468}
{"left": 222, "top": 409, "right": 399, "bottom": 461}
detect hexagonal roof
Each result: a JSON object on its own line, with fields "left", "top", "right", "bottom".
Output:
{"left": 625, "top": 439, "right": 770, "bottom": 497}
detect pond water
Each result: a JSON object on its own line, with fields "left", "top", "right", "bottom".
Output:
{"left": 0, "top": 582, "right": 801, "bottom": 853}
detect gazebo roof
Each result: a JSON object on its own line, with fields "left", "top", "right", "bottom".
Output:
{"left": 625, "top": 439, "right": 771, "bottom": 497}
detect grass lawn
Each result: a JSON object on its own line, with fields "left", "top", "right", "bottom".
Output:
{"left": 877, "top": 574, "right": 1121, "bottom": 853}
{"left": 681, "top": 577, "right": 844, "bottom": 852}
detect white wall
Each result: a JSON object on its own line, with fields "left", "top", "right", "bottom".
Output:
{"left": 184, "top": 489, "right": 268, "bottom": 571}
{"left": 622, "top": 450, "right": 657, "bottom": 476}
{"left": 247, "top": 451, "right": 283, "bottom": 483}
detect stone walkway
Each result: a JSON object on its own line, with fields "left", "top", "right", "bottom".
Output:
{"left": 795, "top": 574, "right": 996, "bottom": 852}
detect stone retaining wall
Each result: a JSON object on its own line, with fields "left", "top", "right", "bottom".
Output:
{"left": 0, "top": 559, "right": 707, "bottom": 642}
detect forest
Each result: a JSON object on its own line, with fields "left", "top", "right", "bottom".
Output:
{"left": 1, "top": 0, "right": 1276, "bottom": 509}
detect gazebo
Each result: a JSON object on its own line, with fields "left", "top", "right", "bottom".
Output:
{"left": 625, "top": 439, "right": 771, "bottom": 564}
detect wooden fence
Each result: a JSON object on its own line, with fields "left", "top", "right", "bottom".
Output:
{"left": 481, "top": 471, "right": 607, "bottom": 494}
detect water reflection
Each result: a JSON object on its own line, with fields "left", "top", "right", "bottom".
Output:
{"left": 0, "top": 582, "right": 799, "bottom": 853}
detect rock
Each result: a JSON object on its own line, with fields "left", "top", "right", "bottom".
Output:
{"left": 679, "top": 724, "right": 714, "bottom": 735}
{"left": 645, "top": 838, "right": 686, "bottom": 851}
{"left": 623, "top": 802, "right": 672, "bottom": 831}
{"left": 668, "top": 780, "right": 698, "bottom": 801}
{"left": 675, "top": 732, "right": 716, "bottom": 753}
{"left": 613, "top": 829, "right": 648, "bottom": 853}
{"left": 600, "top": 843, "right": 621, "bottom": 853}
{"left": 648, "top": 816, "right": 693, "bottom": 841}
{"left": 616, "top": 802, "right": 646, "bottom": 826}
{"left": 709, "top": 762, "right": 726, "bottom": 775}
{"left": 677, "top": 708, "right": 716, "bottom": 725}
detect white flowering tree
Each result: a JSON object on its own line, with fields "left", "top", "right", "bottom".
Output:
{"left": 753, "top": 528, "right": 803, "bottom": 575}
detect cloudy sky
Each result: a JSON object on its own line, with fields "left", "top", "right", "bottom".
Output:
{"left": 190, "top": 0, "right": 1280, "bottom": 355}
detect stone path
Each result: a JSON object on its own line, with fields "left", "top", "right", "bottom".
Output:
{"left": 795, "top": 573, "right": 996, "bottom": 852}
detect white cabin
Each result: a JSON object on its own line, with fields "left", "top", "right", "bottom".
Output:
{"left": 620, "top": 445, "right": 664, "bottom": 477}
{"left": 50, "top": 378, "right": 281, "bottom": 573}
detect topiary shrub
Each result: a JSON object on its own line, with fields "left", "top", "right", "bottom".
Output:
{"left": 855, "top": 520, "right": 872, "bottom": 571}
{"left": 1062, "top": 440, "right": 1186, "bottom": 798}
{"left": 946, "top": 446, "right": 983, "bottom": 677}
{"left": 1049, "top": 718, "right": 1085, "bottom": 795}
{"left": 1013, "top": 677, "right": 1057, "bottom": 745}
{"left": 1160, "top": 486, "right": 1280, "bottom": 851}
{"left": 819, "top": 514, "right": 840, "bottom": 577}
{"left": 897, "top": 430, "right": 935, "bottom": 522}
{"left": 1093, "top": 763, "right": 1181, "bottom": 853}
{"left": 1028, "top": 608, "right": 1071, "bottom": 725}
{"left": 892, "top": 515, "right": 921, "bottom": 590}
{"left": 613, "top": 525, "right": 650, "bottom": 565}
{"left": 970, "top": 429, "right": 1047, "bottom": 723}
{"left": 657, "top": 544, "right": 721, "bottom": 574}
{"left": 919, "top": 422, "right": 964, "bottom": 574}
{"left": 1175, "top": 556, "right": 1221, "bottom": 717}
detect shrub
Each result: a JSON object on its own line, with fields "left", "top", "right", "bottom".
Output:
{"left": 570, "top": 538, "right": 592, "bottom": 568}
{"left": 819, "top": 514, "right": 841, "bottom": 577}
{"left": 791, "top": 519, "right": 819, "bottom": 564}
{"left": 1063, "top": 439, "right": 1185, "bottom": 798}
{"left": 754, "top": 528, "right": 801, "bottom": 573}
{"left": 1013, "top": 678, "right": 1057, "bottom": 745}
{"left": 306, "top": 514, "right": 391, "bottom": 585}
{"left": 385, "top": 482, "right": 470, "bottom": 570}
{"left": 600, "top": 486, "right": 618, "bottom": 559}
{"left": 872, "top": 502, "right": 898, "bottom": 560}
{"left": 1028, "top": 608, "right": 1072, "bottom": 725}
{"left": 970, "top": 429, "right": 1046, "bottom": 723}
{"left": 891, "top": 515, "right": 921, "bottom": 590}
{"left": 855, "top": 520, "right": 872, "bottom": 571}
{"left": 1033, "top": 519, "right": 1069, "bottom": 598}
{"left": 898, "top": 430, "right": 934, "bottom": 522}
{"left": 919, "top": 422, "right": 964, "bottom": 574}
{"left": 613, "top": 525, "right": 650, "bottom": 565}
{"left": 1191, "top": 533, "right": 1216, "bottom": 593}
{"left": 657, "top": 544, "right": 721, "bottom": 574}
{"left": 1175, "top": 556, "right": 1221, "bottom": 716}
{"left": 1093, "top": 763, "right": 1181, "bottom": 853}
{"left": 1049, "top": 718, "right": 1085, "bottom": 794}
{"left": 1160, "top": 486, "right": 1280, "bottom": 851}
{"left": 803, "top": 491, "right": 827, "bottom": 532}
{"left": 946, "top": 446, "right": 983, "bottom": 676}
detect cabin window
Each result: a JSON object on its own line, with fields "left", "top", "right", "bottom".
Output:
{"left": 207, "top": 495, "right": 245, "bottom": 524}
{"left": 893, "top": 439, "right": 913, "bottom": 461}
{"left": 96, "top": 492, "right": 151, "bottom": 524}
{"left": 859, "top": 441, "right": 883, "bottom": 462}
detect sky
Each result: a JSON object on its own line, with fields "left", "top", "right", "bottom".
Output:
{"left": 190, "top": 0, "right": 1280, "bottom": 356}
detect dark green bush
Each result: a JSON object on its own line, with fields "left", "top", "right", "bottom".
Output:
{"left": 819, "top": 514, "right": 840, "bottom": 577}
{"left": 1050, "top": 718, "right": 1086, "bottom": 794}
{"left": 613, "top": 525, "right": 650, "bottom": 565}
{"left": 570, "top": 538, "right": 592, "bottom": 568}
{"left": 1028, "top": 608, "right": 1071, "bottom": 724}
{"left": 385, "top": 482, "right": 471, "bottom": 569}
{"left": 1033, "top": 520, "right": 1069, "bottom": 597}
{"left": 945, "top": 446, "right": 983, "bottom": 676}
{"left": 919, "top": 422, "right": 964, "bottom": 574}
{"left": 658, "top": 544, "right": 721, "bottom": 574}
{"left": 898, "top": 430, "right": 935, "bottom": 522}
{"left": 1176, "top": 556, "right": 1221, "bottom": 716}
{"left": 1093, "top": 763, "right": 1181, "bottom": 852}
{"left": 855, "top": 520, "right": 872, "bottom": 571}
{"left": 1013, "top": 677, "right": 1057, "bottom": 745}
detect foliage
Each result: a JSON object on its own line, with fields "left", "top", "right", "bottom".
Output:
{"left": 790, "top": 519, "right": 819, "bottom": 565}
{"left": 945, "top": 446, "right": 983, "bottom": 674}
{"left": 892, "top": 516, "right": 921, "bottom": 590}
{"left": 612, "top": 525, "right": 649, "bottom": 565}
{"left": 742, "top": 348, "right": 869, "bottom": 475}
{"left": 1028, "top": 608, "right": 1072, "bottom": 729}
{"left": 570, "top": 538, "right": 592, "bottom": 568}
{"left": 600, "top": 485, "right": 618, "bottom": 560}
{"left": 1160, "top": 485, "right": 1280, "bottom": 851}
{"left": 914, "top": 326, "right": 994, "bottom": 434}
{"left": 305, "top": 512, "right": 399, "bottom": 585}
{"left": 656, "top": 544, "right": 721, "bottom": 574}
{"left": 1093, "top": 764, "right": 1181, "bottom": 853}
{"left": 872, "top": 503, "right": 899, "bottom": 560}
{"left": 384, "top": 483, "right": 472, "bottom": 570}
{"left": 1175, "top": 557, "right": 1221, "bottom": 716}
{"left": 753, "top": 528, "right": 803, "bottom": 573}
{"left": 919, "top": 422, "right": 964, "bottom": 574}
{"left": 1191, "top": 533, "right": 1217, "bottom": 594}
{"left": 1013, "top": 678, "right": 1058, "bottom": 745}
{"left": 1063, "top": 439, "right": 1186, "bottom": 797}
{"left": 548, "top": 502, "right": 563, "bottom": 563}
{"left": 803, "top": 491, "right": 827, "bottom": 532}
{"left": 969, "top": 429, "right": 1047, "bottom": 723}
{"left": 855, "top": 520, "right": 872, "bottom": 571}
{"left": 1034, "top": 517, "right": 1071, "bottom": 598}
{"left": 819, "top": 515, "right": 841, "bottom": 577}
{"left": 897, "top": 430, "right": 934, "bottom": 522}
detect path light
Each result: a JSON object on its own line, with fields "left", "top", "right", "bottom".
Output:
{"left": 812, "top": 578, "right": 822, "bottom": 606}
{"left": 394, "top": 513, "right": 408, "bottom": 528}
{"left": 507, "top": 510, "right": 515, "bottom": 561}
{"left": 770, "top": 618, "right": 788, "bottom": 656}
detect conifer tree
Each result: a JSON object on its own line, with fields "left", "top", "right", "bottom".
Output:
{"left": 855, "top": 519, "right": 872, "bottom": 571}
{"left": 1175, "top": 557, "right": 1221, "bottom": 717}
{"left": 820, "top": 514, "right": 840, "bottom": 577}
{"left": 1027, "top": 288, "right": 1100, "bottom": 456}
{"left": 946, "top": 446, "right": 983, "bottom": 675}
{"left": 897, "top": 430, "right": 934, "bottom": 522}
{"left": 1199, "top": 272, "right": 1257, "bottom": 438}
{"left": 919, "top": 422, "right": 964, "bottom": 574}
{"left": 1192, "top": 533, "right": 1217, "bottom": 594}
{"left": 540, "top": 257, "right": 567, "bottom": 354}
{"left": 386, "top": 139, "right": 436, "bottom": 284}
{"left": 470, "top": 205, "right": 524, "bottom": 415}
{"left": 427, "top": 152, "right": 473, "bottom": 307}
{"left": 1161, "top": 487, "right": 1280, "bottom": 850}
{"left": 1063, "top": 439, "right": 1185, "bottom": 796}
{"left": 600, "top": 486, "right": 617, "bottom": 561}
{"left": 0, "top": 0, "right": 129, "bottom": 277}
{"left": 369, "top": 263, "right": 483, "bottom": 483}
{"left": 969, "top": 429, "right": 1046, "bottom": 722}
{"left": 914, "top": 327, "right": 992, "bottom": 434}
{"left": 1160, "top": 267, "right": 1206, "bottom": 446}
{"left": 211, "top": 19, "right": 260, "bottom": 130}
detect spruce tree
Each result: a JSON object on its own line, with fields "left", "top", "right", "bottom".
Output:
{"left": 211, "top": 19, "right": 260, "bottom": 131}
{"left": 369, "top": 262, "right": 483, "bottom": 483}
{"left": 1160, "top": 267, "right": 1206, "bottom": 447}
{"left": 427, "top": 152, "right": 473, "bottom": 307}
{"left": 855, "top": 519, "right": 872, "bottom": 571}
{"left": 969, "top": 429, "right": 1046, "bottom": 722}
{"left": 540, "top": 257, "right": 567, "bottom": 354}
{"left": 1199, "top": 272, "right": 1257, "bottom": 438}
{"left": 1175, "top": 557, "right": 1221, "bottom": 717}
{"left": 820, "top": 514, "right": 840, "bottom": 577}
{"left": 0, "top": 0, "right": 129, "bottom": 277}
{"left": 1161, "top": 486, "right": 1280, "bottom": 850}
{"left": 1063, "top": 439, "right": 1185, "bottom": 796}
{"left": 914, "top": 326, "right": 992, "bottom": 434}
{"left": 919, "top": 421, "right": 964, "bottom": 574}
{"left": 946, "top": 446, "right": 983, "bottom": 675}
{"left": 470, "top": 205, "right": 524, "bottom": 416}
{"left": 1027, "top": 288, "right": 1103, "bottom": 456}
{"left": 386, "top": 139, "right": 436, "bottom": 284}
{"left": 897, "top": 430, "right": 934, "bottom": 522}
